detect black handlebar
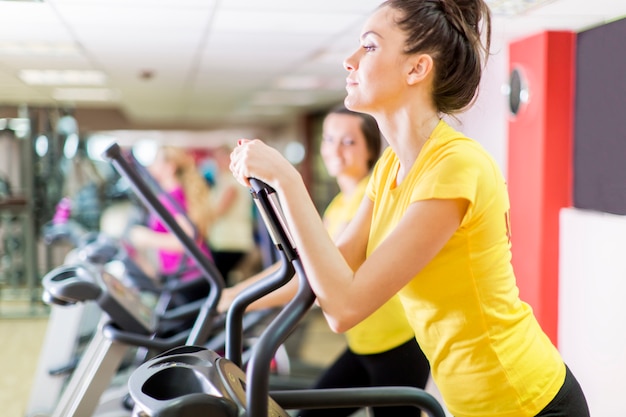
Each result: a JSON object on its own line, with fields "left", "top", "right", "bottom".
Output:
{"left": 238, "top": 178, "right": 317, "bottom": 417}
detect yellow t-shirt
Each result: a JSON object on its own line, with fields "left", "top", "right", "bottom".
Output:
{"left": 366, "top": 120, "right": 565, "bottom": 417}
{"left": 324, "top": 177, "right": 415, "bottom": 355}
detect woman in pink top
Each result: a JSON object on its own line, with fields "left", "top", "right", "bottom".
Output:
{"left": 129, "top": 146, "right": 213, "bottom": 283}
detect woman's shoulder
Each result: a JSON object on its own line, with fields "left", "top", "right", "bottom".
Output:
{"left": 432, "top": 122, "right": 498, "bottom": 169}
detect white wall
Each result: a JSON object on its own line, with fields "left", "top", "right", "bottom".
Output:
{"left": 559, "top": 208, "right": 626, "bottom": 416}
{"left": 448, "top": 36, "right": 510, "bottom": 176}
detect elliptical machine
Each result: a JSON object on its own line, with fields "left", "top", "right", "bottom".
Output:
{"left": 27, "top": 175, "right": 217, "bottom": 417}
{"left": 114, "top": 164, "right": 446, "bottom": 417}
{"left": 27, "top": 141, "right": 231, "bottom": 417}
{"left": 30, "top": 225, "right": 223, "bottom": 417}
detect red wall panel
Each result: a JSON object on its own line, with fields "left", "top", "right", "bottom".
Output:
{"left": 507, "top": 31, "right": 575, "bottom": 346}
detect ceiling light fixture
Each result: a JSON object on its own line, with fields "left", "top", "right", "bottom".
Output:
{"left": 52, "top": 88, "right": 119, "bottom": 102}
{"left": 19, "top": 69, "right": 107, "bottom": 86}
{"left": 485, "top": 0, "right": 556, "bottom": 16}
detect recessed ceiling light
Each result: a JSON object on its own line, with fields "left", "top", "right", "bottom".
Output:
{"left": 19, "top": 70, "right": 107, "bottom": 86}
{"left": 485, "top": 0, "right": 556, "bottom": 16}
{"left": 53, "top": 88, "right": 119, "bottom": 102}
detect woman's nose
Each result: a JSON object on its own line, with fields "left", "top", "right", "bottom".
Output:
{"left": 343, "top": 50, "right": 358, "bottom": 71}
{"left": 321, "top": 140, "right": 340, "bottom": 157}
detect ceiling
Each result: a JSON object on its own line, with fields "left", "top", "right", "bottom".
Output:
{"left": 0, "top": 0, "right": 624, "bottom": 133}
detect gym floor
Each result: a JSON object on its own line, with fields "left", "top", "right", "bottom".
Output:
{"left": 1, "top": 306, "right": 446, "bottom": 417}
{"left": 0, "top": 307, "right": 348, "bottom": 417}
{"left": 0, "top": 315, "right": 48, "bottom": 417}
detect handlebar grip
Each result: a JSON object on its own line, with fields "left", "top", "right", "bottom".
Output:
{"left": 248, "top": 178, "right": 275, "bottom": 195}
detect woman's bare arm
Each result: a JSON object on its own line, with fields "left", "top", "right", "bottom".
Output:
{"left": 129, "top": 213, "right": 195, "bottom": 252}
{"left": 217, "top": 262, "right": 299, "bottom": 313}
{"left": 230, "top": 139, "right": 467, "bottom": 332}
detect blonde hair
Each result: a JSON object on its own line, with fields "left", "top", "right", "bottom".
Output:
{"left": 160, "top": 146, "right": 213, "bottom": 239}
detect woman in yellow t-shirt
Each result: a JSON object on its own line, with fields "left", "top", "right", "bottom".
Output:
{"left": 220, "top": 105, "right": 429, "bottom": 417}
{"left": 229, "top": 1, "right": 589, "bottom": 416}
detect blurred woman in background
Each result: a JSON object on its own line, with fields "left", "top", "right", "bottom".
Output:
{"left": 128, "top": 145, "right": 213, "bottom": 285}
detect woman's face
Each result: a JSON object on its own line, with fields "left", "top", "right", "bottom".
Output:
{"left": 343, "top": 6, "right": 411, "bottom": 113}
{"left": 320, "top": 113, "right": 370, "bottom": 180}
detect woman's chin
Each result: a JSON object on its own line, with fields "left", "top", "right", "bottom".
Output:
{"left": 343, "top": 97, "right": 369, "bottom": 115}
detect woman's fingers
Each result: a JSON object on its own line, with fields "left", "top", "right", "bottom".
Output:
{"left": 229, "top": 140, "right": 251, "bottom": 186}
{"left": 230, "top": 138, "right": 265, "bottom": 186}
{"left": 229, "top": 138, "right": 295, "bottom": 190}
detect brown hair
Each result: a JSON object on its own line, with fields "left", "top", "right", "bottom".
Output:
{"left": 160, "top": 146, "right": 213, "bottom": 238}
{"left": 381, "top": 0, "right": 491, "bottom": 115}
{"left": 327, "top": 104, "right": 382, "bottom": 170}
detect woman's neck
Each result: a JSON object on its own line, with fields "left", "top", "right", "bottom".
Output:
{"left": 378, "top": 108, "right": 440, "bottom": 185}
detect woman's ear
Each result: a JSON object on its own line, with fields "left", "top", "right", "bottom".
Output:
{"left": 407, "top": 54, "right": 434, "bottom": 85}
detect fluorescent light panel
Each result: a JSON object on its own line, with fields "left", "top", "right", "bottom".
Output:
{"left": 52, "top": 88, "right": 118, "bottom": 102}
{"left": 19, "top": 69, "right": 107, "bottom": 86}
{"left": 486, "top": 0, "right": 556, "bottom": 15}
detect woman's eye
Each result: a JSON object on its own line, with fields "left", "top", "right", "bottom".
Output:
{"left": 362, "top": 44, "right": 376, "bottom": 52}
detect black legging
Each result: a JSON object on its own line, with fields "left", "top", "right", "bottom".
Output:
{"left": 298, "top": 338, "right": 430, "bottom": 417}
{"left": 535, "top": 364, "right": 590, "bottom": 417}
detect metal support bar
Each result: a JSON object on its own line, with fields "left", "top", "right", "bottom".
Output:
{"left": 51, "top": 318, "right": 130, "bottom": 417}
